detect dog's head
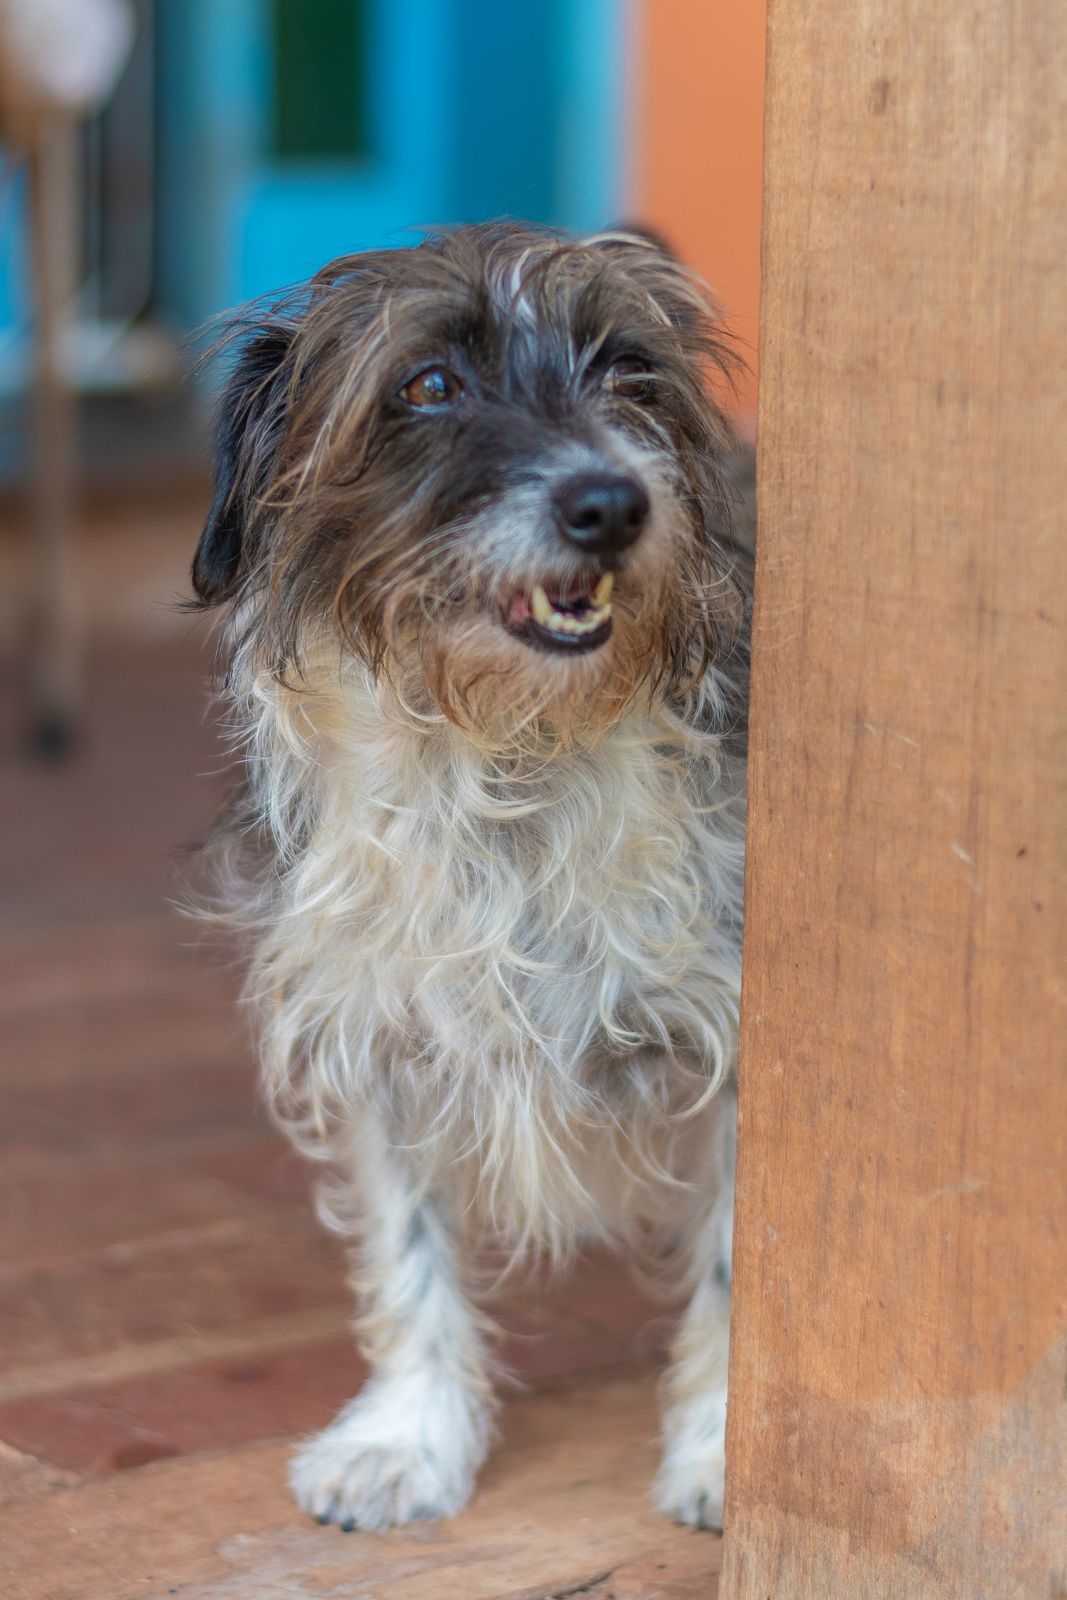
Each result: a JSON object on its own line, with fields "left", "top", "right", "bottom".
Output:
{"left": 193, "top": 223, "right": 744, "bottom": 743}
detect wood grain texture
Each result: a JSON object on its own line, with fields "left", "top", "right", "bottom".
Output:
{"left": 0, "top": 1373, "right": 720, "bottom": 1600}
{"left": 721, "top": 0, "right": 1066, "bottom": 1595}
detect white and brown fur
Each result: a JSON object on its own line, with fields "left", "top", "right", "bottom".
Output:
{"left": 191, "top": 223, "right": 751, "bottom": 1532}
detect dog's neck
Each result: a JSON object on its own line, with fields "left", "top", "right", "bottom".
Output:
{"left": 243, "top": 645, "right": 734, "bottom": 840}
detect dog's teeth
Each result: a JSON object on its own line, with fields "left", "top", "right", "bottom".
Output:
{"left": 526, "top": 582, "right": 612, "bottom": 639}
{"left": 569, "top": 608, "right": 609, "bottom": 634}
{"left": 531, "top": 584, "right": 552, "bottom": 624}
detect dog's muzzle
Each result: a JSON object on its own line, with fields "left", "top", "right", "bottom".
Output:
{"left": 501, "top": 472, "right": 648, "bottom": 654}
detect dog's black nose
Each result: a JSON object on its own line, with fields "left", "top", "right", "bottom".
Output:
{"left": 552, "top": 474, "right": 649, "bottom": 555}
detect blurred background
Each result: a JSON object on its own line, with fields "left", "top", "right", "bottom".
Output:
{"left": 0, "top": 0, "right": 763, "bottom": 748}
{"left": 0, "top": 0, "right": 763, "bottom": 1523}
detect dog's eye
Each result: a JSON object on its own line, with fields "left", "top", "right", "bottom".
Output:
{"left": 602, "top": 358, "right": 654, "bottom": 401}
{"left": 401, "top": 366, "right": 463, "bottom": 409}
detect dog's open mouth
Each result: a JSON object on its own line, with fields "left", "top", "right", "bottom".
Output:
{"left": 504, "top": 573, "right": 614, "bottom": 653}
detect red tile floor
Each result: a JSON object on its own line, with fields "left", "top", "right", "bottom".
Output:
{"left": 0, "top": 497, "right": 721, "bottom": 1598}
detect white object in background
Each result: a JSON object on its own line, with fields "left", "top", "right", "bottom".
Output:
{"left": 0, "top": 0, "right": 135, "bottom": 750}
{"left": 0, "top": 0, "right": 134, "bottom": 134}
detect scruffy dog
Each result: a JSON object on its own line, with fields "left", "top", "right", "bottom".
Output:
{"left": 191, "top": 223, "right": 750, "bottom": 1534}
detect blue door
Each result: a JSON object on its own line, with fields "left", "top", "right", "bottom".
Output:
{"left": 155, "top": 0, "right": 626, "bottom": 335}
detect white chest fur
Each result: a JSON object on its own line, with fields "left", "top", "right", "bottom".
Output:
{"left": 240, "top": 663, "right": 745, "bottom": 1249}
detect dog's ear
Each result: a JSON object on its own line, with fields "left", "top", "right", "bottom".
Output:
{"left": 587, "top": 224, "right": 717, "bottom": 338}
{"left": 601, "top": 221, "right": 681, "bottom": 261}
{"left": 192, "top": 324, "right": 294, "bottom": 605}
{"left": 587, "top": 223, "right": 742, "bottom": 394}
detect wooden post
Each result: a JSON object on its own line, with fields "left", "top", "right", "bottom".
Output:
{"left": 26, "top": 119, "right": 82, "bottom": 754}
{"left": 721, "top": 0, "right": 1066, "bottom": 1595}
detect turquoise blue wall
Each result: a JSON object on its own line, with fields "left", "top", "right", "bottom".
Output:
{"left": 0, "top": 169, "right": 27, "bottom": 334}
{"left": 0, "top": 0, "right": 626, "bottom": 347}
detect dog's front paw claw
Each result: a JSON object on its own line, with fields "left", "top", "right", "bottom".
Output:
{"left": 292, "top": 1428, "right": 473, "bottom": 1532}
{"left": 654, "top": 1450, "right": 725, "bottom": 1532}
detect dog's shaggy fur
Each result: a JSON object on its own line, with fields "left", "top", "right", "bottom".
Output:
{"left": 192, "top": 222, "right": 750, "bottom": 1532}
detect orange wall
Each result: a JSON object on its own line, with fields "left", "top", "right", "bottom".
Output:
{"left": 631, "top": 0, "right": 766, "bottom": 429}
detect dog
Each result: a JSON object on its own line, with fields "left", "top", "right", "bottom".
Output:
{"left": 191, "top": 222, "right": 750, "bottom": 1534}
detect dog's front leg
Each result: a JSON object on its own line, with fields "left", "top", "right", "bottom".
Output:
{"left": 654, "top": 1084, "right": 736, "bottom": 1532}
{"left": 291, "top": 1112, "right": 496, "bottom": 1530}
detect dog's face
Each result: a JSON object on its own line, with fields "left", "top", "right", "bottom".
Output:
{"left": 193, "top": 224, "right": 741, "bottom": 741}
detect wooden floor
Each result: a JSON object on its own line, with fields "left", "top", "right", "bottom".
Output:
{"left": 0, "top": 584, "right": 720, "bottom": 1599}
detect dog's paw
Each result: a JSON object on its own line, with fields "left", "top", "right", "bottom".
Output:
{"left": 654, "top": 1443, "right": 726, "bottom": 1532}
{"left": 291, "top": 1379, "right": 488, "bottom": 1531}
{"left": 292, "top": 1436, "right": 470, "bottom": 1531}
